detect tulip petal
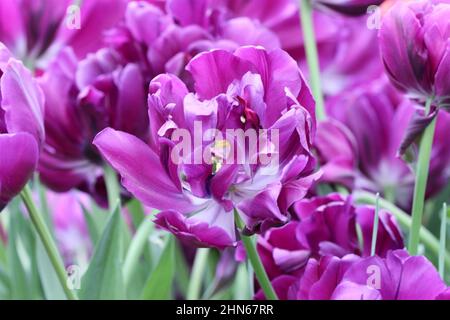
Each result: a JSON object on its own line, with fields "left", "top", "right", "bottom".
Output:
{"left": 0, "top": 133, "right": 39, "bottom": 209}
{"left": 0, "top": 58, "right": 45, "bottom": 145}
{"left": 93, "top": 128, "right": 194, "bottom": 212}
{"left": 186, "top": 49, "right": 254, "bottom": 100}
{"left": 154, "top": 209, "right": 235, "bottom": 249}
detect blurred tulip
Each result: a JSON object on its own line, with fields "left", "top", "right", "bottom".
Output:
{"left": 379, "top": 0, "right": 450, "bottom": 108}
{"left": 0, "top": 43, "right": 44, "bottom": 211}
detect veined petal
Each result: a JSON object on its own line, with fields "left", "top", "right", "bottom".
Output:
{"left": 0, "top": 58, "right": 45, "bottom": 146}
{"left": 154, "top": 209, "right": 235, "bottom": 249}
{"left": 186, "top": 49, "right": 254, "bottom": 100}
{"left": 93, "top": 128, "right": 194, "bottom": 213}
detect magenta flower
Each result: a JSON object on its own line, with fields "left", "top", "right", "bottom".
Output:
{"left": 37, "top": 0, "right": 292, "bottom": 202}
{"left": 334, "top": 250, "right": 450, "bottom": 300}
{"left": 258, "top": 250, "right": 449, "bottom": 300}
{"left": 37, "top": 47, "right": 148, "bottom": 204}
{"left": 316, "top": 78, "right": 450, "bottom": 209}
{"left": 95, "top": 46, "right": 319, "bottom": 248}
{"left": 0, "top": 0, "right": 128, "bottom": 67}
{"left": 313, "top": 0, "right": 384, "bottom": 16}
{"left": 319, "top": 15, "right": 383, "bottom": 96}
{"left": 379, "top": 0, "right": 450, "bottom": 107}
{"left": 107, "top": 0, "right": 282, "bottom": 82}
{"left": 0, "top": 43, "right": 44, "bottom": 211}
{"left": 256, "top": 193, "right": 403, "bottom": 280}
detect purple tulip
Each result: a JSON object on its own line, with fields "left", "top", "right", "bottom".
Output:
{"left": 36, "top": 46, "right": 148, "bottom": 205}
{"left": 334, "top": 250, "right": 450, "bottom": 300}
{"left": 106, "top": 0, "right": 282, "bottom": 82}
{"left": 256, "top": 193, "right": 403, "bottom": 280}
{"left": 258, "top": 250, "right": 449, "bottom": 300}
{"left": 316, "top": 78, "right": 450, "bottom": 209}
{"left": 379, "top": 0, "right": 450, "bottom": 107}
{"left": 0, "top": 0, "right": 128, "bottom": 68}
{"left": 319, "top": 15, "right": 384, "bottom": 96}
{"left": 0, "top": 43, "right": 44, "bottom": 211}
{"left": 313, "top": 0, "right": 384, "bottom": 16}
{"left": 95, "top": 46, "right": 319, "bottom": 248}
{"left": 215, "top": 0, "right": 304, "bottom": 58}
{"left": 37, "top": 0, "right": 297, "bottom": 201}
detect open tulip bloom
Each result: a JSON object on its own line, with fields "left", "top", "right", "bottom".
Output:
{"left": 0, "top": 0, "right": 449, "bottom": 302}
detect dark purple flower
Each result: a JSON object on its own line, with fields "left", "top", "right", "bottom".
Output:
{"left": 256, "top": 193, "right": 403, "bottom": 280}
{"left": 379, "top": 0, "right": 450, "bottom": 108}
{"left": 334, "top": 250, "right": 450, "bottom": 300}
{"left": 0, "top": 43, "right": 44, "bottom": 211}
{"left": 258, "top": 250, "right": 449, "bottom": 300}
{"left": 316, "top": 78, "right": 450, "bottom": 209}
{"left": 95, "top": 46, "right": 318, "bottom": 248}
{"left": 106, "top": 0, "right": 282, "bottom": 83}
{"left": 215, "top": 0, "right": 304, "bottom": 58}
{"left": 0, "top": 0, "right": 128, "bottom": 68}
{"left": 37, "top": 47, "right": 148, "bottom": 205}
{"left": 319, "top": 15, "right": 384, "bottom": 96}
{"left": 37, "top": 0, "right": 292, "bottom": 202}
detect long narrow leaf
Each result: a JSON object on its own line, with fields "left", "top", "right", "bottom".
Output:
{"left": 141, "top": 235, "right": 175, "bottom": 300}
{"left": 80, "top": 203, "right": 125, "bottom": 299}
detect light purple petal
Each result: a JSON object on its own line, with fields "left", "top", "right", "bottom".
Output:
{"left": 154, "top": 209, "right": 235, "bottom": 249}
{"left": 186, "top": 49, "right": 254, "bottom": 100}
{"left": 0, "top": 57, "right": 45, "bottom": 146}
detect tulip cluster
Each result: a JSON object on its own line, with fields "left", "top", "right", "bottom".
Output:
{"left": 0, "top": 0, "right": 449, "bottom": 301}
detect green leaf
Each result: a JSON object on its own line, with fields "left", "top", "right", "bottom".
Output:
{"left": 36, "top": 239, "right": 66, "bottom": 300}
{"left": 0, "top": 233, "right": 6, "bottom": 266}
{"left": 233, "top": 263, "right": 252, "bottom": 300}
{"left": 174, "top": 240, "right": 190, "bottom": 298}
{"left": 0, "top": 266, "right": 10, "bottom": 299}
{"left": 126, "top": 199, "right": 146, "bottom": 229}
{"left": 80, "top": 203, "right": 125, "bottom": 299}
{"left": 81, "top": 205, "right": 101, "bottom": 246}
{"left": 141, "top": 236, "right": 175, "bottom": 300}
{"left": 7, "top": 209, "right": 35, "bottom": 299}
{"left": 123, "top": 216, "right": 154, "bottom": 289}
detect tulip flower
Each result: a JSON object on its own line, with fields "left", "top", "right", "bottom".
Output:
{"left": 379, "top": 0, "right": 450, "bottom": 107}
{"left": 95, "top": 46, "right": 319, "bottom": 248}
{"left": 0, "top": 43, "right": 44, "bottom": 211}
{"left": 257, "top": 193, "right": 403, "bottom": 280}
{"left": 37, "top": 0, "right": 292, "bottom": 203}
{"left": 0, "top": 0, "right": 128, "bottom": 68}
{"left": 315, "top": 78, "right": 450, "bottom": 209}
{"left": 379, "top": 0, "right": 450, "bottom": 254}
{"left": 36, "top": 47, "right": 148, "bottom": 205}
{"left": 107, "top": 1, "right": 281, "bottom": 81}
{"left": 257, "top": 250, "right": 450, "bottom": 300}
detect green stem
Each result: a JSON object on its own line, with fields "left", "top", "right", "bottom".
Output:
{"left": 123, "top": 216, "right": 154, "bottom": 288}
{"left": 234, "top": 210, "right": 278, "bottom": 300}
{"left": 20, "top": 185, "right": 78, "bottom": 300}
{"left": 186, "top": 248, "right": 210, "bottom": 300}
{"left": 103, "top": 164, "right": 121, "bottom": 211}
{"left": 409, "top": 97, "right": 437, "bottom": 255}
{"left": 355, "top": 191, "right": 450, "bottom": 270}
{"left": 370, "top": 193, "right": 380, "bottom": 256}
{"left": 299, "top": 0, "right": 326, "bottom": 121}
{"left": 439, "top": 203, "right": 447, "bottom": 278}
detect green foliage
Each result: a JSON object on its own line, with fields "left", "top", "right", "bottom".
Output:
{"left": 80, "top": 203, "right": 125, "bottom": 299}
